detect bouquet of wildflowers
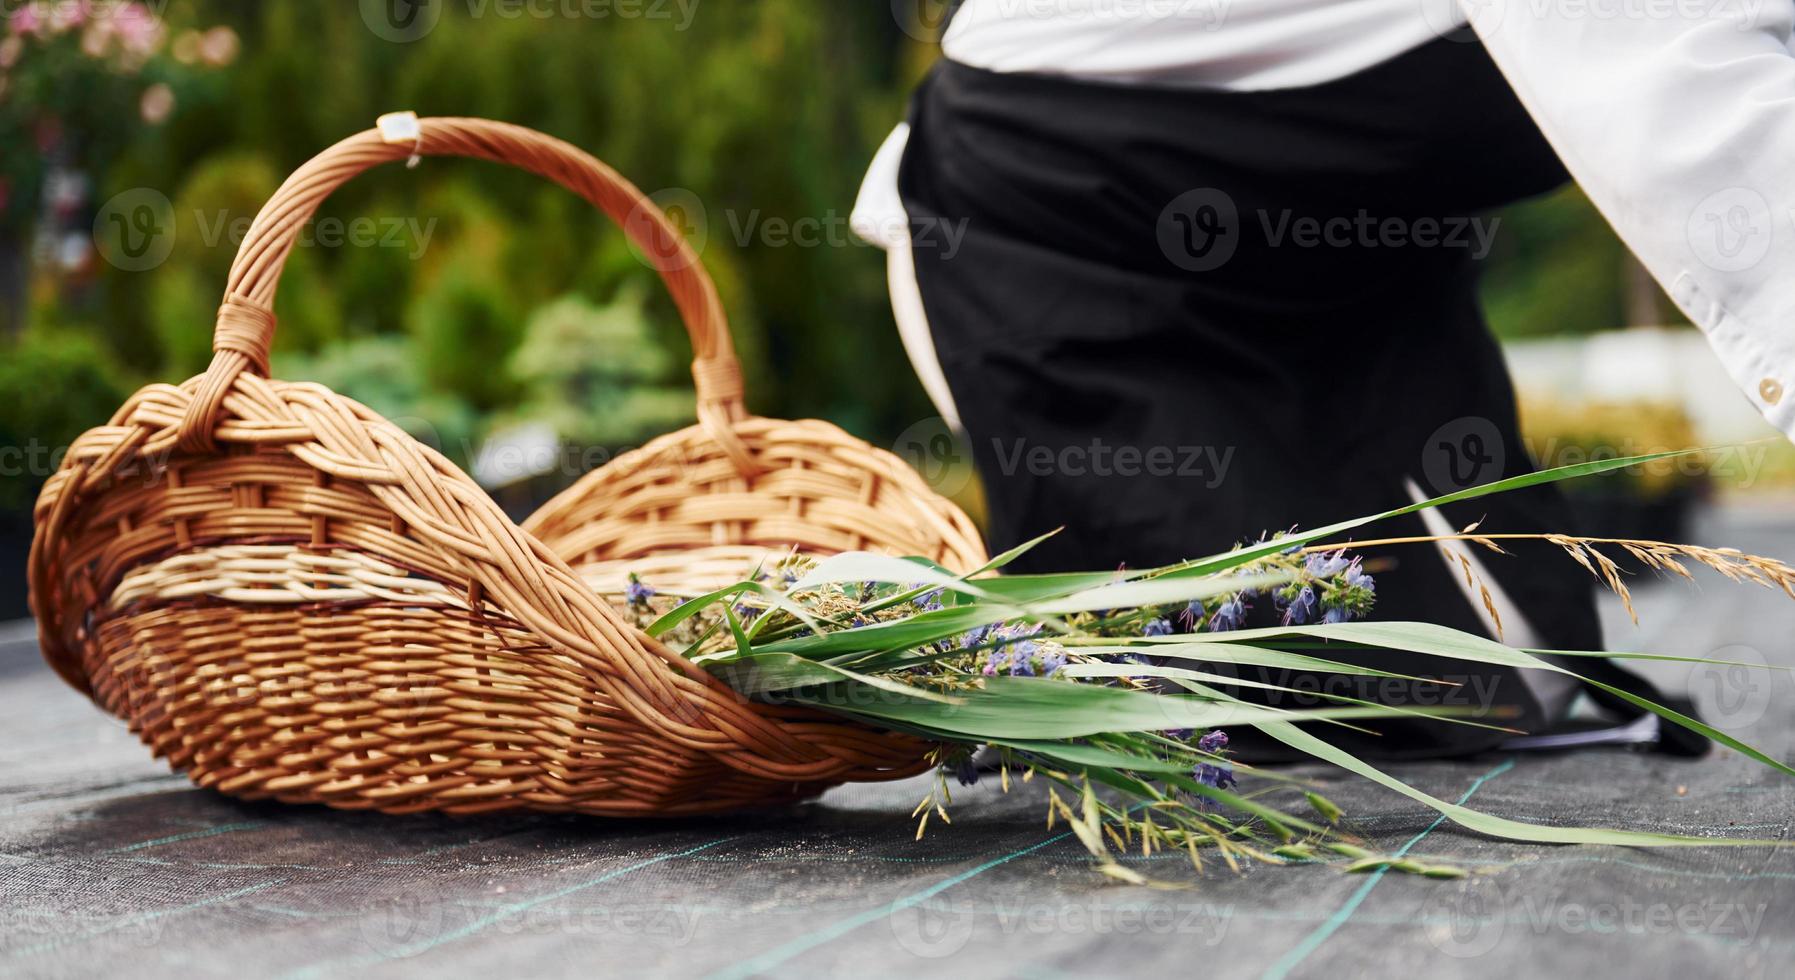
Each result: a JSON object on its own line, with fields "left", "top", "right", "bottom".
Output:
{"left": 614, "top": 451, "right": 1795, "bottom": 882}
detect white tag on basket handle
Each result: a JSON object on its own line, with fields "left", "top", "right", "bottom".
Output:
{"left": 376, "top": 111, "right": 422, "bottom": 168}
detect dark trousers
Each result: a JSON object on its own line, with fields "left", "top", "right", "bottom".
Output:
{"left": 896, "top": 43, "right": 1620, "bottom": 760}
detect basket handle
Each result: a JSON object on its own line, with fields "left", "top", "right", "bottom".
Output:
{"left": 177, "top": 114, "right": 757, "bottom": 475}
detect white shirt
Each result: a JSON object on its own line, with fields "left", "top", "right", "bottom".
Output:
{"left": 854, "top": 0, "right": 1795, "bottom": 441}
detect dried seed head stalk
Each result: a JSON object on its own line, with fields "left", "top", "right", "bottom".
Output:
{"left": 1307, "top": 531, "right": 1795, "bottom": 628}
{"left": 1441, "top": 546, "right": 1507, "bottom": 640}
{"left": 1545, "top": 534, "right": 1795, "bottom": 624}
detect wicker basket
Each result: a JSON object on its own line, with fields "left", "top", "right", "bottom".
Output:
{"left": 28, "top": 115, "right": 987, "bottom": 817}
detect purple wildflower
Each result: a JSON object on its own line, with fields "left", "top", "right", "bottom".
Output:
{"left": 1192, "top": 762, "right": 1238, "bottom": 792}
{"left": 624, "top": 578, "right": 656, "bottom": 606}
{"left": 983, "top": 624, "right": 1044, "bottom": 676}
{"left": 1164, "top": 728, "right": 1192, "bottom": 741}
{"left": 1178, "top": 600, "right": 1205, "bottom": 630}
{"left": 1037, "top": 647, "right": 1068, "bottom": 676}
{"left": 1317, "top": 558, "right": 1376, "bottom": 623}
{"left": 1142, "top": 617, "right": 1174, "bottom": 637}
{"left": 1283, "top": 585, "right": 1319, "bottom": 626}
{"left": 911, "top": 586, "right": 945, "bottom": 610}
{"left": 1197, "top": 729, "right": 1229, "bottom": 754}
{"left": 1304, "top": 550, "right": 1350, "bottom": 578}
{"left": 1208, "top": 593, "right": 1250, "bottom": 632}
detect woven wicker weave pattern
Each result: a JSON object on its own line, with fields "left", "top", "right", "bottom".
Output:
{"left": 28, "top": 116, "right": 987, "bottom": 816}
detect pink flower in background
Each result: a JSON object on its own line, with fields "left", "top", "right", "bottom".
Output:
{"left": 197, "top": 25, "right": 236, "bottom": 66}
{"left": 138, "top": 81, "right": 173, "bottom": 124}
{"left": 48, "top": 1, "right": 92, "bottom": 33}
{"left": 111, "top": 2, "right": 162, "bottom": 56}
{"left": 8, "top": 4, "right": 46, "bottom": 37}
{"left": 79, "top": 19, "right": 108, "bottom": 57}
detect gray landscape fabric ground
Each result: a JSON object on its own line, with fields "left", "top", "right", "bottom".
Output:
{"left": 2, "top": 505, "right": 1793, "bottom": 979}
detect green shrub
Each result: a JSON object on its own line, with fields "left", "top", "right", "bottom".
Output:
{"left": 0, "top": 328, "right": 130, "bottom": 513}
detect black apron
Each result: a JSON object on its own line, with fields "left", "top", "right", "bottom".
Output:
{"left": 897, "top": 36, "right": 1704, "bottom": 760}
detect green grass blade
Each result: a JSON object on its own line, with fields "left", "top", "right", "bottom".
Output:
{"left": 757, "top": 605, "right": 1007, "bottom": 657}
{"left": 1030, "top": 571, "right": 1294, "bottom": 616}
{"left": 1244, "top": 621, "right": 1795, "bottom": 778}
{"left": 1059, "top": 662, "right": 1520, "bottom": 735}
{"left": 784, "top": 676, "right": 1463, "bottom": 741}
{"left": 1255, "top": 719, "right": 1782, "bottom": 847}
{"left": 1060, "top": 640, "right": 1435, "bottom": 682}
{"left": 709, "top": 652, "right": 964, "bottom": 704}
{"left": 787, "top": 551, "right": 1008, "bottom": 603}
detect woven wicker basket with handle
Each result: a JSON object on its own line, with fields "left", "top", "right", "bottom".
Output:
{"left": 28, "top": 115, "right": 987, "bottom": 816}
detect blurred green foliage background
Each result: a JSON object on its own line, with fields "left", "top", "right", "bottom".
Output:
{"left": 0, "top": 0, "right": 1674, "bottom": 534}
{"left": 1, "top": 1, "right": 940, "bottom": 510}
